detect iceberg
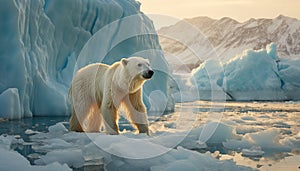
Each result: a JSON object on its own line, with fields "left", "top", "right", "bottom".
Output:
{"left": 223, "top": 43, "right": 284, "bottom": 100}
{"left": 278, "top": 58, "right": 300, "bottom": 99}
{"left": 0, "top": 0, "right": 171, "bottom": 119}
{"left": 191, "top": 43, "right": 300, "bottom": 101}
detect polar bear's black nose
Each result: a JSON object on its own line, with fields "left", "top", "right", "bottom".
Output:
{"left": 148, "top": 70, "right": 154, "bottom": 77}
{"left": 143, "top": 70, "right": 154, "bottom": 79}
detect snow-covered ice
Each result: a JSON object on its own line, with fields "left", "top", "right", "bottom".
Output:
{"left": 27, "top": 121, "right": 254, "bottom": 171}
{"left": 242, "top": 147, "right": 265, "bottom": 157}
{"left": 35, "top": 149, "right": 84, "bottom": 168}
{"left": 0, "top": 134, "right": 71, "bottom": 171}
{"left": 0, "top": 148, "right": 71, "bottom": 171}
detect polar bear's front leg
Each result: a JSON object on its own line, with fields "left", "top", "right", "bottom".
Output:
{"left": 125, "top": 90, "right": 149, "bottom": 135}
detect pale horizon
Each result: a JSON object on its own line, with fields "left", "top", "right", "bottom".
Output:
{"left": 138, "top": 0, "right": 300, "bottom": 29}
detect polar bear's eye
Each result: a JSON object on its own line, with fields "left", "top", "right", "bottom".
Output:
{"left": 137, "top": 63, "right": 142, "bottom": 67}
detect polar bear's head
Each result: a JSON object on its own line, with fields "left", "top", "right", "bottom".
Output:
{"left": 121, "top": 57, "right": 154, "bottom": 80}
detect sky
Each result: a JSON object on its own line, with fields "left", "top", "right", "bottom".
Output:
{"left": 138, "top": 0, "right": 300, "bottom": 29}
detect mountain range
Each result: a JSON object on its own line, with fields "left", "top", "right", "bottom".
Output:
{"left": 158, "top": 15, "right": 300, "bottom": 73}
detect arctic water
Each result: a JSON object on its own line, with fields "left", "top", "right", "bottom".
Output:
{"left": 1, "top": 101, "right": 299, "bottom": 171}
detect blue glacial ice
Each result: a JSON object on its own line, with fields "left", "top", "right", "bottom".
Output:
{"left": 0, "top": 88, "right": 21, "bottom": 119}
{"left": 0, "top": 0, "right": 171, "bottom": 119}
{"left": 191, "top": 43, "right": 300, "bottom": 101}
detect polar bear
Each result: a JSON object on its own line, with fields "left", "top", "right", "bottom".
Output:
{"left": 69, "top": 57, "right": 154, "bottom": 135}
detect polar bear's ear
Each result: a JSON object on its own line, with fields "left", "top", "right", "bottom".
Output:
{"left": 121, "top": 58, "right": 128, "bottom": 66}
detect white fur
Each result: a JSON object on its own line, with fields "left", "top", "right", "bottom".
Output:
{"left": 69, "top": 57, "right": 152, "bottom": 135}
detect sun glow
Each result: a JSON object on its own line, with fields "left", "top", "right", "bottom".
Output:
{"left": 138, "top": 0, "right": 300, "bottom": 23}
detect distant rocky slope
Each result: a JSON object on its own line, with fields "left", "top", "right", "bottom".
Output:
{"left": 158, "top": 15, "right": 300, "bottom": 72}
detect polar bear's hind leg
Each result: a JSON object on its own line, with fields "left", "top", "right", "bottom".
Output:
{"left": 69, "top": 107, "right": 84, "bottom": 132}
{"left": 87, "top": 103, "right": 102, "bottom": 132}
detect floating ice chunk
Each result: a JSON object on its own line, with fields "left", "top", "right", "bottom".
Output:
{"left": 25, "top": 129, "right": 40, "bottom": 135}
{"left": 243, "top": 129, "right": 280, "bottom": 147}
{"left": 48, "top": 122, "right": 68, "bottom": 133}
{"left": 242, "top": 146, "right": 264, "bottom": 157}
{"left": 33, "top": 138, "right": 72, "bottom": 152}
{"left": 0, "top": 148, "right": 71, "bottom": 171}
{"left": 280, "top": 136, "right": 300, "bottom": 149}
{"left": 240, "top": 116, "right": 256, "bottom": 121}
{"left": 224, "top": 127, "right": 299, "bottom": 153}
{"left": 242, "top": 128, "right": 291, "bottom": 151}
{"left": 196, "top": 122, "right": 235, "bottom": 144}
{"left": 0, "top": 134, "right": 24, "bottom": 149}
{"left": 152, "top": 122, "right": 235, "bottom": 150}
{"left": 35, "top": 149, "right": 84, "bottom": 168}
{"left": 91, "top": 134, "right": 172, "bottom": 159}
{"left": 0, "top": 135, "right": 15, "bottom": 150}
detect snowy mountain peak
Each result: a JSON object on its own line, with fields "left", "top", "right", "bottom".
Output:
{"left": 183, "top": 16, "right": 217, "bottom": 27}
{"left": 275, "top": 14, "right": 297, "bottom": 22}
{"left": 218, "top": 17, "right": 239, "bottom": 24}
